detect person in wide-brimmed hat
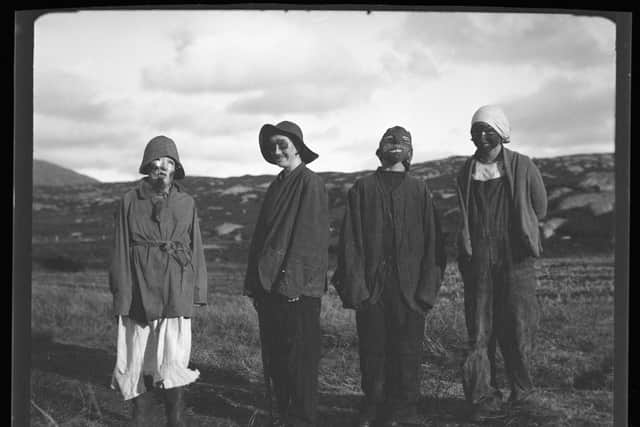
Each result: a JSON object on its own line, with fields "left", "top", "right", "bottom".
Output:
{"left": 456, "top": 105, "right": 548, "bottom": 421}
{"left": 332, "top": 125, "right": 446, "bottom": 427}
{"left": 109, "top": 135, "right": 208, "bottom": 427}
{"left": 258, "top": 120, "right": 319, "bottom": 165}
{"left": 245, "top": 120, "right": 328, "bottom": 427}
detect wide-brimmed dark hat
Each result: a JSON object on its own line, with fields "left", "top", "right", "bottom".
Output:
{"left": 258, "top": 121, "right": 318, "bottom": 165}
{"left": 139, "top": 135, "right": 185, "bottom": 179}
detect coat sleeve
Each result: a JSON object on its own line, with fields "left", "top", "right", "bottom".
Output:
{"left": 243, "top": 193, "right": 268, "bottom": 298}
{"left": 332, "top": 183, "right": 370, "bottom": 309}
{"left": 279, "top": 174, "right": 330, "bottom": 296}
{"left": 109, "top": 197, "right": 133, "bottom": 315}
{"left": 190, "top": 205, "right": 208, "bottom": 305}
{"left": 528, "top": 161, "right": 548, "bottom": 220}
{"left": 414, "top": 185, "right": 446, "bottom": 312}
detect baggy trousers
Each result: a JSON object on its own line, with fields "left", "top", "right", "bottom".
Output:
{"left": 460, "top": 244, "right": 540, "bottom": 405}
{"left": 356, "top": 278, "right": 425, "bottom": 421}
{"left": 257, "top": 293, "right": 321, "bottom": 427}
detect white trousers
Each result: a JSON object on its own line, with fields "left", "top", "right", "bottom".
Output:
{"left": 111, "top": 316, "right": 200, "bottom": 400}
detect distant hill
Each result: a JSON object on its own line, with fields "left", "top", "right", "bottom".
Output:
{"left": 33, "top": 159, "right": 100, "bottom": 187}
{"left": 31, "top": 152, "right": 615, "bottom": 270}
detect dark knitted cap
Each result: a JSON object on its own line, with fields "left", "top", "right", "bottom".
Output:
{"left": 379, "top": 126, "right": 412, "bottom": 146}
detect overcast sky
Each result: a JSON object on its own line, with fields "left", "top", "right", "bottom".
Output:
{"left": 33, "top": 9, "right": 616, "bottom": 182}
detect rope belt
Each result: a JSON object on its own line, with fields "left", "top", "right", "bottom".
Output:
{"left": 131, "top": 240, "right": 192, "bottom": 268}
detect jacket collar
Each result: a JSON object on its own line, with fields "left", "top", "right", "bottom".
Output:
{"left": 276, "top": 162, "right": 306, "bottom": 182}
{"left": 137, "top": 178, "right": 182, "bottom": 200}
{"left": 374, "top": 167, "right": 408, "bottom": 192}
{"left": 376, "top": 166, "right": 407, "bottom": 175}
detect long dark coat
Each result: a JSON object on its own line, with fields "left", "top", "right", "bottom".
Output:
{"left": 244, "top": 164, "right": 329, "bottom": 299}
{"left": 332, "top": 170, "right": 446, "bottom": 313}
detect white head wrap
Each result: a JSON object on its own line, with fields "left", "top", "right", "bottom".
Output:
{"left": 471, "top": 105, "right": 511, "bottom": 143}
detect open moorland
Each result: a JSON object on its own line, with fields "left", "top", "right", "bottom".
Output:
{"left": 29, "top": 153, "right": 616, "bottom": 426}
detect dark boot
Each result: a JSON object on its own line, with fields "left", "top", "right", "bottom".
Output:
{"left": 164, "top": 386, "right": 186, "bottom": 427}
{"left": 131, "top": 392, "right": 152, "bottom": 427}
{"left": 467, "top": 393, "right": 504, "bottom": 423}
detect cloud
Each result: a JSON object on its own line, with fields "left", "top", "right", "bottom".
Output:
{"left": 307, "top": 125, "right": 340, "bottom": 141}
{"left": 145, "top": 107, "right": 258, "bottom": 137}
{"left": 142, "top": 29, "right": 378, "bottom": 91}
{"left": 398, "top": 13, "right": 615, "bottom": 70}
{"left": 34, "top": 67, "right": 139, "bottom": 131}
{"left": 140, "top": 20, "right": 382, "bottom": 114}
{"left": 35, "top": 142, "right": 142, "bottom": 181}
{"left": 34, "top": 69, "right": 118, "bottom": 121}
{"left": 34, "top": 113, "right": 142, "bottom": 147}
{"left": 226, "top": 82, "right": 374, "bottom": 114}
{"left": 170, "top": 27, "right": 195, "bottom": 63}
{"left": 381, "top": 47, "right": 440, "bottom": 79}
{"left": 33, "top": 113, "right": 153, "bottom": 180}
{"left": 499, "top": 76, "right": 614, "bottom": 149}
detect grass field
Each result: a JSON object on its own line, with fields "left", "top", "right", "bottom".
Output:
{"left": 30, "top": 255, "right": 614, "bottom": 426}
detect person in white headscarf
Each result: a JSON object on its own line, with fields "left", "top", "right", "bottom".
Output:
{"left": 455, "top": 105, "right": 548, "bottom": 421}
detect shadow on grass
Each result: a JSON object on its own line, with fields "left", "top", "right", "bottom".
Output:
{"left": 31, "top": 336, "right": 563, "bottom": 427}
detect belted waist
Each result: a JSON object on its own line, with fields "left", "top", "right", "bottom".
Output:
{"left": 132, "top": 239, "right": 188, "bottom": 251}
{"left": 131, "top": 239, "right": 192, "bottom": 268}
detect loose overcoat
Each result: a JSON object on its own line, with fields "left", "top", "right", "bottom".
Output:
{"left": 109, "top": 179, "right": 208, "bottom": 321}
{"left": 244, "top": 164, "right": 329, "bottom": 299}
{"left": 332, "top": 170, "right": 446, "bottom": 313}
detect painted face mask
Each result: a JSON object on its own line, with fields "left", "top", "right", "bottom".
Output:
{"left": 148, "top": 156, "right": 176, "bottom": 191}
{"left": 470, "top": 122, "right": 503, "bottom": 153}
{"left": 379, "top": 140, "right": 411, "bottom": 164}
{"left": 376, "top": 126, "right": 413, "bottom": 167}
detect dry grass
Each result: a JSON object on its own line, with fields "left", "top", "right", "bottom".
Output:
{"left": 30, "top": 255, "right": 615, "bottom": 426}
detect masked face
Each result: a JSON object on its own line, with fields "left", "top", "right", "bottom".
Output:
{"left": 378, "top": 137, "right": 412, "bottom": 166}
{"left": 147, "top": 157, "right": 176, "bottom": 190}
{"left": 265, "top": 134, "right": 300, "bottom": 170}
{"left": 471, "top": 122, "right": 503, "bottom": 154}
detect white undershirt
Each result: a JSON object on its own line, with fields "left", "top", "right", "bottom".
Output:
{"left": 472, "top": 159, "right": 506, "bottom": 181}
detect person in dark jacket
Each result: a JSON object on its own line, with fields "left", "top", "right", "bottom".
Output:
{"left": 244, "top": 121, "right": 329, "bottom": 427}
{"left": 332, "top": 126, "right": 446, "bottom": 427}
{"left": 109, "top": 135, "right": 208, "bottom": 427}
{"left": 456, "top": 105, "right": 547, "bottom": 421}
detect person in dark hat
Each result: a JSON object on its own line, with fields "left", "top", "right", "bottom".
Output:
{"left": 332, "top": 126, "right": 446, "bottom": 427}
{"left": 109, "top": 135, "right": 208, "bottom": 427}
{"left": 455, "top": 105, "right": 547, "bottom": 421}
{"left": 244, "top": 121, "right": 329, "bottom": 427}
